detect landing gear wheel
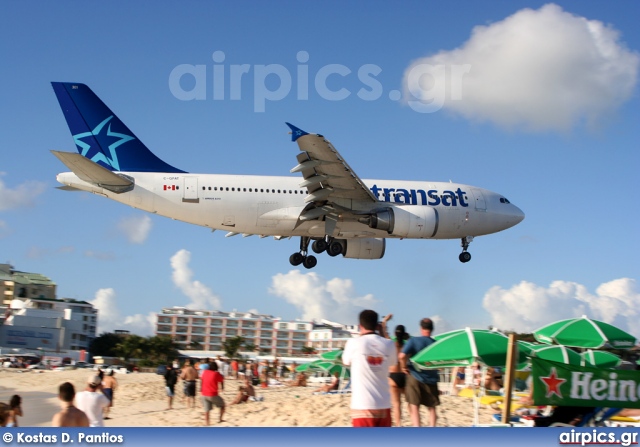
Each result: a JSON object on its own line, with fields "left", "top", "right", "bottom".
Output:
{"left": 289, "top": 253, "right": 304, "bottom": 266}
{"left": 327, "top": 241, "right": 343, "bottom": 257}
{"left": 303, "top": 255, "right": 317, "bottom": 269}
{"left": 459, "top": 252, "right": 471, "bottom": 263}
{"left": 312, "top": 239, "right": 327, "bottom": 254}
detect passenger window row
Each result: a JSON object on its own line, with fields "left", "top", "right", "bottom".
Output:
{"left": 200, "top": 186, "right": 307, "bottom": 194}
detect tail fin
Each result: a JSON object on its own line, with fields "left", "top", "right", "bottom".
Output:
{"left": 51, "top": 82, "right": 185, "bottom": 173}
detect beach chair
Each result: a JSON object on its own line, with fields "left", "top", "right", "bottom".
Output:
{"left": 605, "top": 414, "right": 640, "bottom": 427}
{"left": 548, "top": 407, "right": 621, "bottom": 427}
{"left": 327, "top": 379, "right": 351, "bottom": 395}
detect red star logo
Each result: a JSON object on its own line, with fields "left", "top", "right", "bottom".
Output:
{"left": 540, "top": 367, "right": 567, "bottom": 398}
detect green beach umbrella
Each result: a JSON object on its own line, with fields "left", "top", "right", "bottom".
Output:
{"left": 516, "top": 340, "right": 538, "bottom": 357}
{"left": 295, "top": 359, "right": 350, "bottom": 377}
{"left": 433, "top": 328, "right": 501, "bottom": 341}
{"left": 528, "top": 344, "right": 582, "bottom": 365}
{"left": 580, "top": 350, "right": 621, "bottom": 369}
{"left": 533, "top": 315, "right": 636, "bottom": 349}
{"left": 319, "top": 350, "right": 344, "bottom": 362}
{"left": 411, "top": 327, "right": 527, "bottom": 369}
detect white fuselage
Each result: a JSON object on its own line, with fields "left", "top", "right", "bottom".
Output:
{"left": 56, "top": 172, "right": 525, "bottom": 240}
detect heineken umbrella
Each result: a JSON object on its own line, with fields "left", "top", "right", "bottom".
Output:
{"left": 533, "top": 315, "right": 636, "bottom": 349}
{"left": 296, "top": 359, "right": 350, "bottom": 378}
{"left": 516, "top": 340, "right": 537, "bottom": 357}
{"left": 528, "top": 344, "right": 582, "bottom": 365}
{"left": 580, "top": 350, "right": 621, "bottom": 369}
{"left": 433, "top": 328, "right": 501, "bottom": 341}
{"left": 412, "top": 328, "right": 527, "bottom": 427}
{"left": 319, "top": 350, "right": 344, "bottom": 362}
{"left": 411, "top": 327, "right": 527, "bottom": 369}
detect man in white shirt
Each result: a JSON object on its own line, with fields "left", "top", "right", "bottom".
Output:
{"left": 342, "top": 309, "right": 396, "bottom": 427}
{"left": 75, "top": 375, "right": 111, "bottom": 427}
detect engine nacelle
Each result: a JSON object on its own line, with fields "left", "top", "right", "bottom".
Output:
{"left": 342, "top": 238, "right": 386, "bottom": 259}
{"left": 363, "top": 206, "right": 438, "bottom": 239}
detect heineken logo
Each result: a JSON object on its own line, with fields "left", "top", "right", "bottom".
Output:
{"left": 540, "top": 367, "right": 566, "bottom": 398}
{"left": 532, "top": 357, "right": 640, "bottom": 409}
{"left": 570, "top": 371, "right": 640, "bottom": 402}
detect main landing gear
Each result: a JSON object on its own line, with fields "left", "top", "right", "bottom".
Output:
{"left": 289, "top": 236, "right": 343, "bottom": 269}
{"left": 459, "top": 236, "right": 473, "bottom": 263}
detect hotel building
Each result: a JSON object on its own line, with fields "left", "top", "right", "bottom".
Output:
{"left": 156, "top": 307, "right": 313, "bottom": 357}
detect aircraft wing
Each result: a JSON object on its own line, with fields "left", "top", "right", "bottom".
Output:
{"left": 287, "top": 123, "right": 378, "bottom": 207}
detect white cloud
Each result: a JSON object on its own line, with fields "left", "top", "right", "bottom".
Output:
{"left": 402, "top": 4, "right": 639, "bottom": 132}
{"left": 483, "top": 278, "right": 640, "bottom": 338}
{"left": 27, "top": 246, "right": 76, "bottom": 260}
{"left": 89, "top": 288, "right": 156, "bottom": 335}
{"left": 84, "top": 250, "right": 116, "bottom": 261}
{"left": 117, "top": 215, "right": 152, "bottom": 244}
{"left": 170, "top": 249, "right": 222, "bottom": 310}
{"left": 269, "top": 270, "right": 378, "bottom": 323}
{"left": 0, "top": 173, "right": 47, "bottom": 211}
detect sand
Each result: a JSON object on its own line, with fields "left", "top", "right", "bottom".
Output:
{"left": 0, "top": 368, "right": 497, "bottom": 427}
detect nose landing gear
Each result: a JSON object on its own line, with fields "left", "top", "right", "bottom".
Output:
{"left": 459, "top": 236, "right": 473, "bottom": 263}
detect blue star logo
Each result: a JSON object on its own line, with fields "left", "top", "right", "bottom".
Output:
{"left": 73, "top": 116, "right": 135, "bottom": 171}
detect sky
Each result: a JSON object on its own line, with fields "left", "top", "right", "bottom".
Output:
{"left": 1, "top": 1, "right": 639, "bottom": 340}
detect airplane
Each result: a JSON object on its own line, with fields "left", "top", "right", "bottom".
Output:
{"left": 50, "top": 82, "right": 525, "bottom": 269}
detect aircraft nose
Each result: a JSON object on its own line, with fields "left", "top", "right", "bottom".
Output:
{"left": 512, "top": 205, "right": 525, "bottom": 224}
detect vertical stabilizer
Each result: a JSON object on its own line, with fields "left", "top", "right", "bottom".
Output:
{"left": 51, "top": 82, "right": 184, "bottom": 173}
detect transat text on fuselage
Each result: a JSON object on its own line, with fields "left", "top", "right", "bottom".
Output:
{"left": 370, "top": 185, "right": 469, "bottom": 207}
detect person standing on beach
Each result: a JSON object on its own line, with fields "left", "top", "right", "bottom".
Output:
{"left": 180, "top": 359, "right": 199, "bottom": 408}
{"left": 164, "top": 364, "right": 178, "bottom": 410}
{"left": 52, "top": 382, "right": 90, "bottom": 427}
{"left": 399, "top": 317, "right": 440, "bottom": 427}
{"left": 201, "top": 361, "right": 225, "bottom": 425}
{"left": 342, "top": 309, "right": 396, "bottom": 427}
{"left": 101, "top": 370, "right": 118, "bottom": 420}
{"left": 381, "top": 314, "right": 410, "bottom": 427}
{"left": 75, "top": 375, "right": 111, "bottom": 427}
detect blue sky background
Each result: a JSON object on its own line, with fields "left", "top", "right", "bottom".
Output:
{"left": 1, "top": 1, "right": 638, "bottom": 338}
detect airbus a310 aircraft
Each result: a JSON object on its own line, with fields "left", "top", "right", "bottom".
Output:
{"left": 51, "top": 82, "right": 524, "bottom": 269}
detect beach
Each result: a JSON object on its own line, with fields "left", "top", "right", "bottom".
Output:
{"left": 0, "top": 368, "right": 496, "bottom": 427}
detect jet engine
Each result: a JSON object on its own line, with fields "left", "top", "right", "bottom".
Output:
{"left": 359, "top": 206, "right": 438, "bottom": 239}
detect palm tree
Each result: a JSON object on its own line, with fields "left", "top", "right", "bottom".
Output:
{"left": 222, "top": 336, "right": 245, "bottom": 359}
{"left": 187, "top": 340, "right": 202, "bottom": 351}
{"left": 301, "top": 346, "right": 316, "bottom": 356}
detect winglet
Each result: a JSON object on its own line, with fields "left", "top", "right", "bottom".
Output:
{"left": 286, "top": 122, "right": 309, "bottom": 142}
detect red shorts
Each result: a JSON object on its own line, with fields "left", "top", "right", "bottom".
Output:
{"left": 351, "top": 409, "right": 391, "bottom": 427}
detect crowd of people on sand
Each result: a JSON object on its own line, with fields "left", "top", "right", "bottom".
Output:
{"left": 2, "top": 310, "right": 640, "bottom": 428}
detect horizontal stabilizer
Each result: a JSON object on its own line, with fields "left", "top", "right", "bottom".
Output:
{"left": 51, "top": 150, "right": 134, "bottom": 193}
{"left": 55, "top": 185, "right": 83, "bottom": 191}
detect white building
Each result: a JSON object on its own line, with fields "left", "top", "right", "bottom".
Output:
{"left": 308, "top": 319, "right": 357, "bottom": 354}
{"left": 156, "top": 307, "right": 312, "bottom": 357}
{"left": 0, "top": 297, "right": 97, "bottom": 351}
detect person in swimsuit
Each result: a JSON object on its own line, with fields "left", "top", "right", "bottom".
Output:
{"left": 381, "top": 315, "right": 410, "bottom": 427}
{"left": 313, "top": 371, "right": 341, "bottom": 393}
{"left": 180, "top": 359, "right": 199, "bottom": 408}
{"left": 6, "top": 395, "right": 22, "bottom": 427}
{"left": 52, "top": 382, "right": 89, "bottom": 427}
{"left": 101, "top": 370, "right": 117, "bottom": 419}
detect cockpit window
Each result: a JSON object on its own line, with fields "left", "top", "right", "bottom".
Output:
{"left": 499, "top": 197, "right": 511, "bottom": 204}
